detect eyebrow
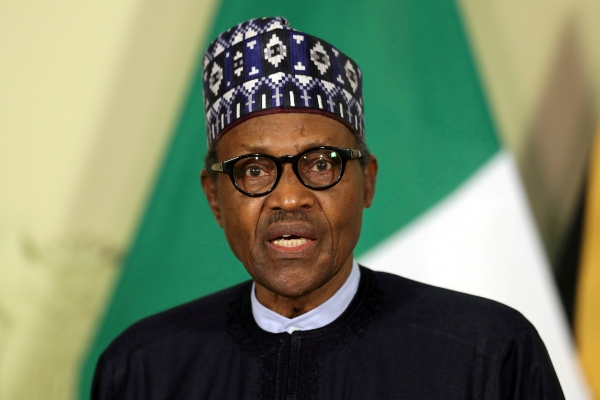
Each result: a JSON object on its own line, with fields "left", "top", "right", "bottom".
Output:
{"left": 239, "top": 140, "right": 333, "bottom": 154}
{"left": 239, "top": 143, "right": 270, "bottom": 153}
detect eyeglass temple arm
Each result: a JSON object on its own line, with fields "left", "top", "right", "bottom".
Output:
{"left": 211, "top": 163, "right": 223, "bottom": 172}
{"left": 350, "top": 150, "right": 362, "bottom": 159}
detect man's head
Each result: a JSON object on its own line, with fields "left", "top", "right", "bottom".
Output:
{"left": 200, "top": 17, "right": 377, "bottom": 302}
{"left": 202, "top": 112, "right": 376, "bottom": 299}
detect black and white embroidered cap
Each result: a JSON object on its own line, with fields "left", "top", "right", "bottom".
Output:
{"left": 202, "top": 17, "right": 364, "bottom": 145}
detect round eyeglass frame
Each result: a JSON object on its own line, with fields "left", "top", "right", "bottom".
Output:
{"left": 211, "top": 146, "right": 362, "bottom": 197}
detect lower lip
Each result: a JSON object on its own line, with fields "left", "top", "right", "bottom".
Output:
{"left": 267, "top": 239, "right": 317, "bottom": 254}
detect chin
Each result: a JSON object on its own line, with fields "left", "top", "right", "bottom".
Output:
{"left": 255, "top": 263, "right": 329, "bottom": 299}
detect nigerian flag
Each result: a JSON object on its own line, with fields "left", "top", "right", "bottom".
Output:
{"left": 79, "top": 0, "right": 588, "bottom": 398}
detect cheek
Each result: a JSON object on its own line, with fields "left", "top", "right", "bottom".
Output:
{"left": 323, "top": 183, "right": 365, "bottom": 247}
{"left": 218, "top": 190, "right": 263, "bottom": 258}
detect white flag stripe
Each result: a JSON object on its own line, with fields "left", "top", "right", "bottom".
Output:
{"left": 359, "top": 150, "right": 590, "bottom": 399}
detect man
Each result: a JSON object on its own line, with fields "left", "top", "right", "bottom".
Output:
{"left": 92, "top": 17, "right": 564, "bottom": 399}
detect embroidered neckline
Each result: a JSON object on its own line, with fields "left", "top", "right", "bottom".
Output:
{"left": 227, "top": 266, "right": 384, "bottom": 399}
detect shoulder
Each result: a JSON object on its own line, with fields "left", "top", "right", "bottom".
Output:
{"left": 369, "top": 268, "right": 534, "bottom": 343}
{"left": 100, "top": 280, "right": 251, "bottom": 360}
{"left": 362, "top": 267, "right": 563, "bottom": 398}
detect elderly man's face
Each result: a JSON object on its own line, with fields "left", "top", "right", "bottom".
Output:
{"left": 202, "top": 113, "right": 377, "bottom": 299}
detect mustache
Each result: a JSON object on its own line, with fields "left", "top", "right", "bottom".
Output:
{"left": 267, "top": 209, "right": 314, "bottom": 225}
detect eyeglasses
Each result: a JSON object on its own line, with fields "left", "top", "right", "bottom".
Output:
{"left": 211, "top": 146, "right": 362, "bottom": 197}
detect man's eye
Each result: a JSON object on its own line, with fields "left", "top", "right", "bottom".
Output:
{"left": 311, "top": 160, "right": 332, "bottom": 172}
{"left": 245, "top": 166, "right": 266, "bottom": 177}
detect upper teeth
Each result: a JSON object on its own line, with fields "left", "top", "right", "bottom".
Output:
{"left": 272, "top": 237, "right": 308, "bottom": 247}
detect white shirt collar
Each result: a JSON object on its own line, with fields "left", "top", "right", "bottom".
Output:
{"left": 251, "top": 259, "right": 360, "bottom": 334}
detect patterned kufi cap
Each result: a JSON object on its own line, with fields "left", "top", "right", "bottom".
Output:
{"left": 202, "top": 17, "right": 364, "bottom": 145}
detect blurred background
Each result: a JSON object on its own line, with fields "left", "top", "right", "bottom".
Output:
{"left": 1, "top": 0, "right": 599, "bottom": 399}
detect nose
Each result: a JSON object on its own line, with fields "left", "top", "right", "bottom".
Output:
{"left": 265, "top": 163, "right": 315, "bottom": 211}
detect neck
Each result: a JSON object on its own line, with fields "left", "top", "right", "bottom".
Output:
{"left": 254, "top": 257, "right": 354, "bottom": 318}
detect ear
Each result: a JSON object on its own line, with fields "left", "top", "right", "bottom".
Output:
{"left": 362, "top": 155, "right": 378, "bottom": 208}
{"left": 201, "top": 170, "right": 223, "bottom": 228}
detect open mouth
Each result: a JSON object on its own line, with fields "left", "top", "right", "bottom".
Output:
{"left": 270, "top": 235, "right": 313, "bottom": 248}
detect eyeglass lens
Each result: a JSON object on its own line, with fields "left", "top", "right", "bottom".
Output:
{"left": 232, "top": 149, "right": 343, "bottom": 194}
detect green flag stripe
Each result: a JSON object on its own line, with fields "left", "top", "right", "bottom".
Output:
{"left": 79, "top": 1, "right": 499, "bottom": 397}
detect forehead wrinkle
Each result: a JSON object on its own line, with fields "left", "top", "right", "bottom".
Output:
{"left": 234, "top": 130, "right": 267, "bottom": 153}
{"left": 293, "top": 122, "right": 309, "bottom": 152}
{"left": 299, "top": 122, "right": 306, "bottom": 136}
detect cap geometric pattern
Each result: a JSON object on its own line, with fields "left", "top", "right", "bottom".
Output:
{"left": 202, "top": 17, "right": 364, "bottom": 145}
